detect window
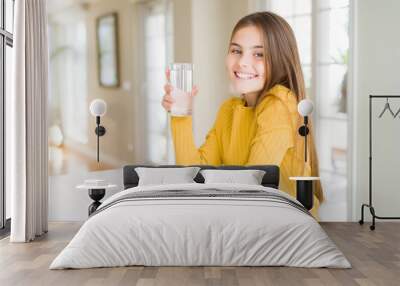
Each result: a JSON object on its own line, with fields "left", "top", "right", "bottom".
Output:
{"left": 1, "top": 0, "right": 15, "bottom": 233}
{"left": 48, "top": 21, "right": 88, "bottom": 144}
{"left": 47, "top": 9, "right": 88, "bottom": 175}
{"left": 266, "top": 0, "right": 351, "bottom": 220}
{"left": 140, "top": 0, "right": 174, "bottom": 164}
{"left": 268, "top": 0, "right": 312, "bottom": 90}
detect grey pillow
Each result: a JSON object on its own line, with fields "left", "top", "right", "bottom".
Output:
{"left": 135, "top": 167, "right": 201, "bottom": 186}
{"left": 200, "top": 169, "right": 266, "bottom": 185}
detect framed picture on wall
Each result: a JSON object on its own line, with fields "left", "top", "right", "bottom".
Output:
{"left": 96, "top": 12, "right": 120, "bottom": 88}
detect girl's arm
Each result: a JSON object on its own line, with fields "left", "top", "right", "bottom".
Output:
{"left": 170, "top": 116, "right": 222, "bottom": 165}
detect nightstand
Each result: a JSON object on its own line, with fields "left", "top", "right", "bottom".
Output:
{"left": 76, "top": 180, "right": 117, "bottom": 216}
{"left": 289, "top": 177, "right": 320, "bottom": 210}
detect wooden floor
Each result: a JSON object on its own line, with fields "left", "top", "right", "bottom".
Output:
{"left": 0, "top": 222, "right": 399, "bottom": 286}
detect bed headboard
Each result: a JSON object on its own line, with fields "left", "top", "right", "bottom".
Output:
{"left": 123, "top": 165, "right": 280, "bottom": 189}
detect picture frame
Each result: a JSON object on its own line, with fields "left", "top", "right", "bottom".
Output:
{"left": 96, "top": 12, "right": 120, "bottom": 88}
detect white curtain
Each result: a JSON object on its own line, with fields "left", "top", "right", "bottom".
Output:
{"left": 7, "top": 0, "right": 49, "bottom": 242}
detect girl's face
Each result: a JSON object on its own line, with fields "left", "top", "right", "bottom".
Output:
{"left": 226, "top": 25, "right": 267, "bottom": 95}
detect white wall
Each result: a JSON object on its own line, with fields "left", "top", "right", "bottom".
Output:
{"left": 353, "top": 0, "right": 400, "bottom": 220}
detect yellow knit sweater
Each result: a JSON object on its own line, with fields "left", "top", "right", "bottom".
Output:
{"left": 170, "top": 84, "right": 320, "bottom": 215}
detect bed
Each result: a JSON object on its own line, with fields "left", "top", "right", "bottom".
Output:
{"left": 50, "top": 165, "right": 350, "bottom": 269}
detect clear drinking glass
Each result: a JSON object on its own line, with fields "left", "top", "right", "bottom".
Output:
{"left": 169, "top": 63, "right": 193, "bottom": 116}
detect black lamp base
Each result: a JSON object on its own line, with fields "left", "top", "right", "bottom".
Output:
{"left": 295, "top": 180, "right": 314, "bottom": 210}
{"left": 88, "top": 188, "right": 105, "bottom": 216}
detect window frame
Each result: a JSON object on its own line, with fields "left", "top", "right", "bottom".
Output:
{"left": 0, "top": 0, "right": 14, "bottom": 234}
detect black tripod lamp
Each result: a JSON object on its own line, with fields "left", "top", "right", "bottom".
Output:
{"left": 89, "top": 99, "right": 107, "bottom": 162}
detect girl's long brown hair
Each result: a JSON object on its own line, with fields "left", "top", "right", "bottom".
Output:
{"left": 230, "top": 12, "right": 323, "bottom": 201}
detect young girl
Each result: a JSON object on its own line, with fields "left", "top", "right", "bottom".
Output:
{"left": 161, "top": 12, "right": 323, "bottom": 216}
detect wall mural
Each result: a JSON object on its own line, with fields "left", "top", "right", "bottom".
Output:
{"left": 47, "top": 0, "right": 350, "bottom": 191}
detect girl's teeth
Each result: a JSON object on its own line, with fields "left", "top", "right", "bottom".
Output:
{"left": 235, "top": 72, "right": 256, "bottom": 79}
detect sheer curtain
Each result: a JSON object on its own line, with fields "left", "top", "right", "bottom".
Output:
{"left": 7, "top": 0, "right": 49, "bottom": 242}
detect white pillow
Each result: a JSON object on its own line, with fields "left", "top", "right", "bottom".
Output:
{"left": 135, "top": 167, "right": 201, "bottom": 186}
{"left": 200, "top": 169, "right": 266, "bottom": 185}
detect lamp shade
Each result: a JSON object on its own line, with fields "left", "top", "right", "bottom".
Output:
{"left": 89, "top": 99, "right": 107, "bottom": 117}
{"left": 297, "top": 99, "right": 314, "bottom": 116}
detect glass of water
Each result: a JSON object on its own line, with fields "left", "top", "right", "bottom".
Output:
{"left": 169, "top": 63, "right": 193, "bottom": 116}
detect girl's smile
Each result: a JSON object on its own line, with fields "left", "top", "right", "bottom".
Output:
{"left": 234, "top": 71, "right": 259, "bottom": 80}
